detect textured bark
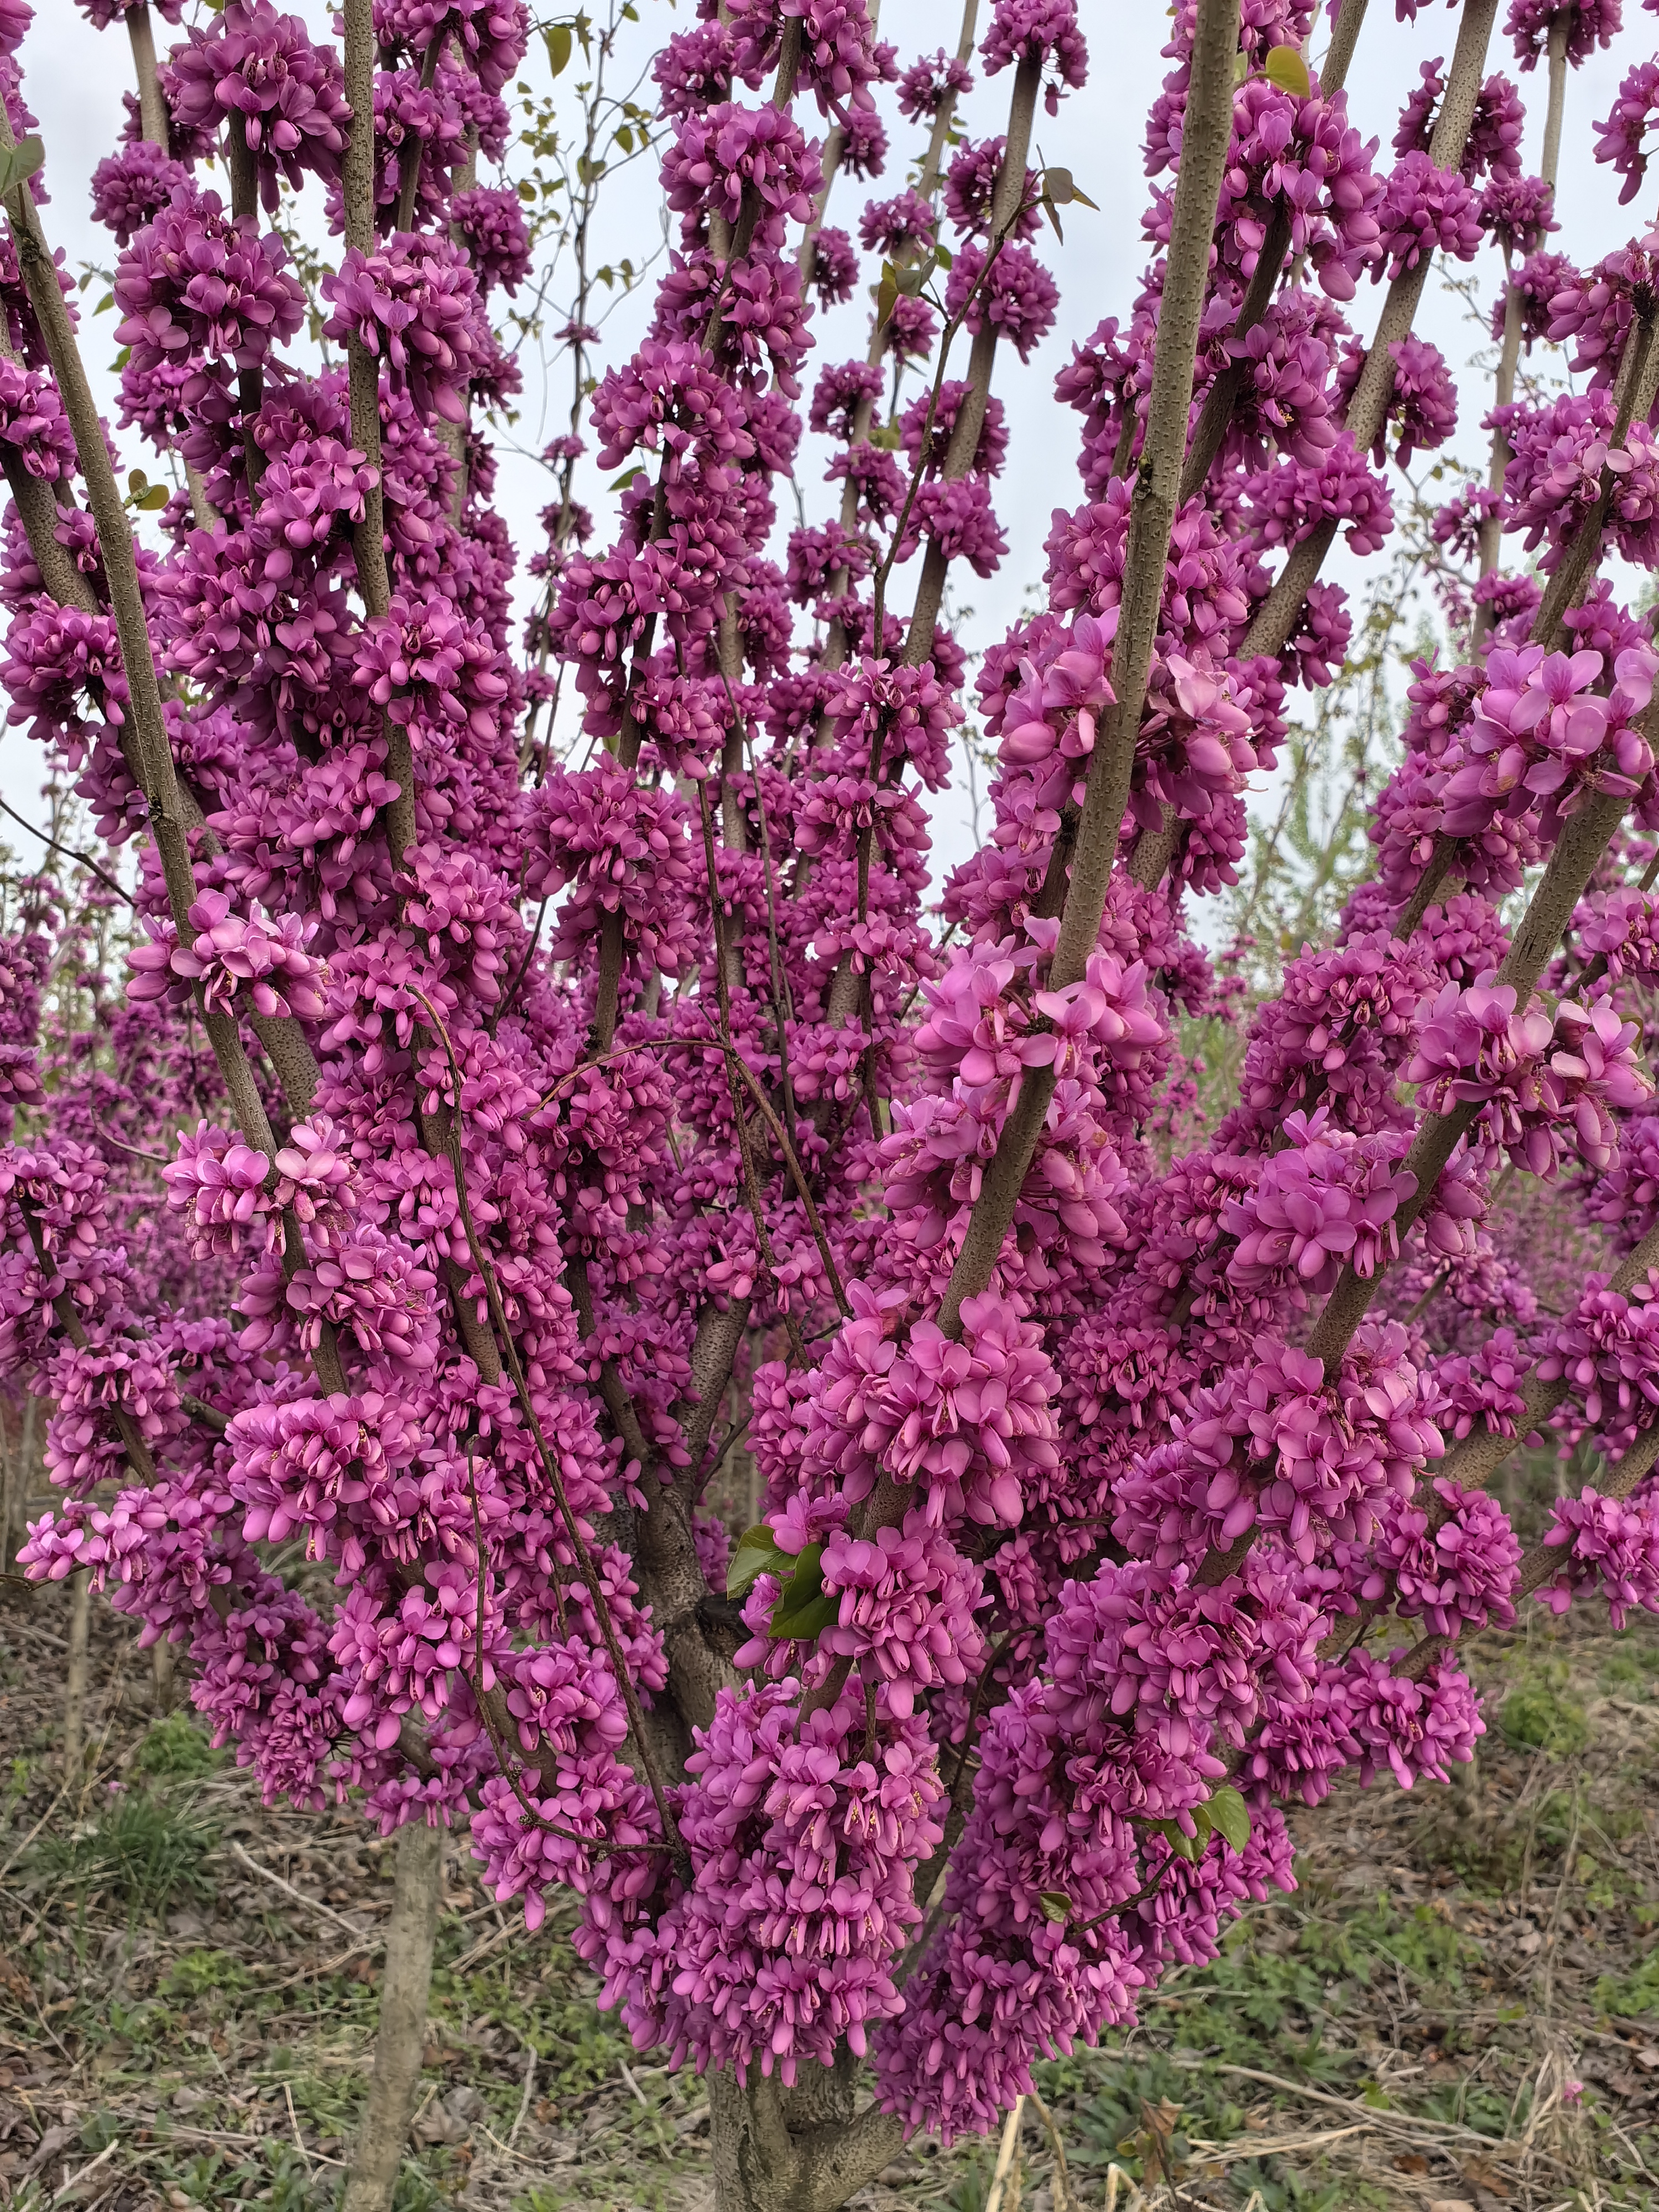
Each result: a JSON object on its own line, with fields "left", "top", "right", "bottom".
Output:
{"left": 151, "top": 1638, "right": 176, "bottom": 1716}
{"left": 708, "top": 2068, "right": 904, "bottom": 2212}
{"left": 341, "top": 1820, "right": 444, "bottom": 2212}
{"left": 1540, "top": 13, "right": 1569, "bottom": 188}
{"left": 126, "top": 4, "right": 169, "bottom": 150}
{"left": 1320, "top": 0, "right": 1369, "bottom": 91}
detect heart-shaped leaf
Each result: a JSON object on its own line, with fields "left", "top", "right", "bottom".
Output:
{"left": 545, "top": 22, "right": 573, "bottom": 77}
{"left": 1205, "top": 1785, "right": 1251, "bottom": 1855}
{"left": 1045, "top": 166, "right": 1076, "bottom": 206}
{"left": 1264, "top": 45, "right": 1311, "bottom": 99}
{"left": 1039, "top": 1891, "right": 1072, "bottom": 1924}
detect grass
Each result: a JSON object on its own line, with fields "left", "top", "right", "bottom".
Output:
{"left": 28, "top": 1781, "right": 220, "bottom": 1918}
{"left": 4, "top": 1592, "right": 1659, "bottom": 2212}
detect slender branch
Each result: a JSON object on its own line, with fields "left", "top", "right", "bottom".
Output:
{"left": 1540, "top": 11, "right": 1569, "bottom": 188}
{"left": 0, "top": 797, "right": 133, "bottom": 909}
{"left": 1319, "top": 0, "right": 1369, "bottom": 91}
{"left": 696, "top": 780, "right": 808, "bottom": 1366}
{"left": 923, "top": 0, "right": 1238, "bottom": 1346}
{"left": 901, "top": 56, "right": 1042, "bottom": 670}
{"left": 1306, "top": 780, "right": 1637, "bottom": 1371}
{"left": 409, "top": 989, "right": 687, "bottom": 1864}
{"left": 1240, "top": 0, "right": 1501, "bottom": 662}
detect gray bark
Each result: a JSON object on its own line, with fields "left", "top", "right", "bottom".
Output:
{"left": 341, "top": 1819, "right": 444, "bottom": 2212}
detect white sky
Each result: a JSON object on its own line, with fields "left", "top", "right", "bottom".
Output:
{"left": 3, "top": 0, "right": 1654, "bottom": 900}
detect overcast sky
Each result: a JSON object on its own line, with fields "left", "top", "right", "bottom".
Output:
{"left": 2, "top": 0, "right": 1653, "bottom": 896}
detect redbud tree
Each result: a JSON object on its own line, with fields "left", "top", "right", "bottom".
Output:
{"left": 6, "top": 0, "right": 1659, "bottom": 2204}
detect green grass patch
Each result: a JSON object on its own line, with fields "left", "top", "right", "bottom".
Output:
{"left": 30, "top": 1784, "right": 218, "bottom": 1917}
{"left": 133, "top": 1710, "right": 223, "bottom": 1782}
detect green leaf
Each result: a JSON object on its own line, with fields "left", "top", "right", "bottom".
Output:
{"left": 1044, "top": 166, "right": 1076, "bottom": 206}
{"left": 0, "top": 137, "right": 44, "bottom": 203}
{"left": 544, "top": 22, "right": 573, "bottom": 76}
{"left": 93, "top": 291, "right": 113, "bottom": 317}
{"left": 607, "top": 464, "right": 645, "bottom": 491}
{"left": 776, "top": 1590, "right": 839, "bottom": 1640}
{"left": 933, "top": 244, "right": 953, "bottom": 270}
{"left": 1206, "top": 1786, "right": 1251, "bottom": 1855}
{"left": 1039, "top": 1891, "right": 1072, "bottom": 1925}
{"left": 1264, "top": 45, "right": 1311, "bottom": 98}
{"left": 135, "top": 485, "right": 170, "bottom": 510}
{"left": 726, "top": 1524, "right": 783, "bottom": 1601}
{"left": 128, "top": 469, "right": 148, "bottom": 495}
{"left": 874, "top": 261, "right": 898, "bottom": 332}
{"left": 769, "top": 1541, "right": 837, "bottom": 1639}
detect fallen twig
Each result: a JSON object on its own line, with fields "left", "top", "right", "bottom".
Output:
{"left": 228, "top": 1840, "right": 373, "bottom": 1940}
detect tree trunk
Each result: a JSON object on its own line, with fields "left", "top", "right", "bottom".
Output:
{"left": 151, "top": 1637, "right": 176, "bottom": 1715}
{"left": 62, "top": 1570, "right": 91, "bottom": 1779}
{"left": 707, "top": 2060, "right": 904, "bottom": 2212}
{"left": 341, "top": 1818, "right": 444, "bottom": 2212}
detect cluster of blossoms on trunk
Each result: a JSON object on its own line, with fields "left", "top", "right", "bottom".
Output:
{"left": 4, "top": 0, "right": 1659, "bottom": 2178}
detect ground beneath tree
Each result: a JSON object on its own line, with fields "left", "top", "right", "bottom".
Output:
{"left": 1, "top": 1585, "right": 1655, "bottom": 2212}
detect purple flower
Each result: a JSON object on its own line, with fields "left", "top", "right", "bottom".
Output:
{"left": 660, "top": 102, "right": 823, "bottom": 252}
{"left": 321, "top": 235, "right": 486, "bottom": 426}
{"left": 113, "top": 186, "right": 306, "bottom": 373}
{"left": 1541, "top": 1488, "right": 1659, "bottom": 1628}
{"left": 897, "top": 49, "right": 973, "bottom": 122}
{"left": 162, "top": 1123, "right": 281, "bottom": 1259}
{"left": 448, "top": 186, "right": 531, "bottom": 297}
{"left": 859, "top": 188, "right": 935, "bottom": 258}
{"left": 943, "top": 241, "right": 1058, "bottom": 363}
{"left": 1368, "top": 1479, "right": 1521, "bottom": 1636}
{"left": 943, "top": 137, "right": 1041, "bottom": 243}
{"left": 1341, "top": 1648, "right": 1483, "bottom": 1789}
{"left": 809, "top": 356, "right": 881, "bottom": 439}
{"left": 1375, "top": 150, "right": 1483, "bottom": 276}
{"left": 1594, "top": 59, "right": 1659, "bottom": 203}
{"left": 168, "top": 2, "right": 350, "bottom": 213}
{"left": 982, "top": 0, "right": 1087, "bottom": 114}
{"left": 1479, "top": 170, "right": 1557, "bottom": 257}
{"left": 374, "top": 0, "right": 530, "bottom": 97}
{"left": 1221, "top": 1107, "right": 1417, "bottom": 1295}
{"left": 90, "top": 141, "right": 193, "bottom": 249}
{"left": 1506, "top": 0, "right": 1620, "bottom": 70}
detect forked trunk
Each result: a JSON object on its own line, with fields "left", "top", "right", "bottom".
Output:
{"left": 708, "top": 2057, "right": 904, "bottom": 2212}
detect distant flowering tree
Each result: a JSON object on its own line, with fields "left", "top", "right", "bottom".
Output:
{"left": 7, "top": 0, "right": 1659, "bottom": 2205}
